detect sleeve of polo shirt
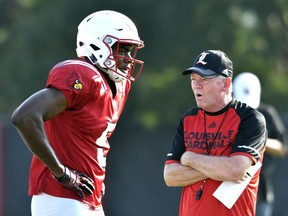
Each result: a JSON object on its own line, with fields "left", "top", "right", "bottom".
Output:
{"left": 231, "top": 109, "right": 267, "bottom": 163}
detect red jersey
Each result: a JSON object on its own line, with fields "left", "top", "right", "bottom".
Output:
{"left": 28, "top": 59, "right": 131, "bottom": 209}
{"left": 165, "top": 100, "right": 267, "bottom": 216}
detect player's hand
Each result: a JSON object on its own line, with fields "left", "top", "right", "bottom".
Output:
{"left": 54, "top": 166, "right": 95, "bottom": 198}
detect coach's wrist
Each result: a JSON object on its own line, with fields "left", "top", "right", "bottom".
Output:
{"left": 180, "top": 151, "right": 194, "bottom": 167}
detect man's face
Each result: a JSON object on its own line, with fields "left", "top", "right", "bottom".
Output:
{"left": 191, "top": 73, "right": 227, "bottom": 112}
{"left": 112, "top": 43, "right": 135, "bottom": 75}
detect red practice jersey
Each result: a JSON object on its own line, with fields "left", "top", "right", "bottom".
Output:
{"left": 28, "top": 59, "right": 131, "bottom": 209}
{"left": 165, "top": 100, "right": 267, "bottom": 216}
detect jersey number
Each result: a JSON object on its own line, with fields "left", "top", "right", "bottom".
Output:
{"left": 96, "top": 122, "right": 116, "bottom": 169}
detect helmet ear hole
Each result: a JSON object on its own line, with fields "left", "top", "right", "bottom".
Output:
{"left": 89, "top": 54, "right": 97, "bottom": 63}
{"left": 89, "top": 44, "right": 101, "bottom": 60}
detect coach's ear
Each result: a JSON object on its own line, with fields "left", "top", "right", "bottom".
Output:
{"left": 223, "top": 77, "right": 232, "bottom": 92}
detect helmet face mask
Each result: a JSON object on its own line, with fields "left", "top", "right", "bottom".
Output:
{"left": 76, "top": 10, "right": 144, "bottom": 82}
{"left": 106, "top": 38, "right": 144, "bottom": 82}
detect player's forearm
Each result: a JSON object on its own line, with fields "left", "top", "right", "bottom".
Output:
{"left": 12, "top": 111, "right": 64, "bottom": 177}
{"left": 180, "top": 151, "right": 251, "bottom": 182}
{"left": 164, "top": 163, "right": 207, "bottom": 187}
{"left": 265, "top": 138, "right": 287, "bottom": 157}
{"left": 11, "top": 88, "right": 68, "bottom": 177}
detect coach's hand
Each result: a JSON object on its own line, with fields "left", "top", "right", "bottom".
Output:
{"left": 54, "top": 166, "right": 95, "bottom": 198}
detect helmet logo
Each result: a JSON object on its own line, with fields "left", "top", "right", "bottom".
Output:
{"left": 196, "top": 52, "right": 209, "bottom": 65}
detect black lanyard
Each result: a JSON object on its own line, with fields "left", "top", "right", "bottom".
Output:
{"left": 195, "top": 109, "right": 229, "bottom": 200}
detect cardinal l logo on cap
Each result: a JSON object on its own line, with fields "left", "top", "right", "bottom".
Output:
{"left": 196, "top": 52, "right": 209, "bottom": 65}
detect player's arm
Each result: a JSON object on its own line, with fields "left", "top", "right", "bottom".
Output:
{"left": 181, "top": 152, "right": 252, "bottom": 182}
{"left": 12, "top": 87, "right": 95, "bottom": 197}
{"left": 164, "top": 162, "right": 207, "bottom": 187}
{"left": 11, "top": 87, "right": 67, "bottom": 177}
{"left": 265, "top": 138, "right": 288, "bottom": 157}
{"left": 260, "top": 106, "right": 288, "bottom": 157}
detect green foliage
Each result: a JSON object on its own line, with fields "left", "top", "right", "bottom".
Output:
{"left": 1, "top": 0, "right": 288, "bottom": 127}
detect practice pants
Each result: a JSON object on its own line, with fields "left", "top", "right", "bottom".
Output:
{"left": 31, "top": 193, "right": 105, "bottom": 216}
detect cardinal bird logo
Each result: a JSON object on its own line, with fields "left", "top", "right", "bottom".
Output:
{"left": 66, "top": 72, "right": 83, "bottom": 90}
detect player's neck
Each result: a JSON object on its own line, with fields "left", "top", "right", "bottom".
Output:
{"left": 102, "top": 72, "right": 117, "bottom": 98}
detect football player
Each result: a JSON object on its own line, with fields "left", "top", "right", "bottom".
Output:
{"left": 11, "top": 10, "right": 144, "bottom": 216}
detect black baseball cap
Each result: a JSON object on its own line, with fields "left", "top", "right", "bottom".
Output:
{"left": 183, "top": 50, "right": 233, "bottom": 78}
